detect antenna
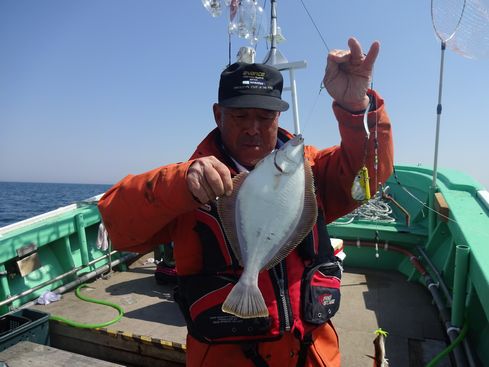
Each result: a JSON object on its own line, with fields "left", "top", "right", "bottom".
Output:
{"left": 263, "top": 0, "right": 306, "bottom": 136}
{"left": 262, "top": 0, "right": 287, "bottom": 65}
{"left": 202, "top": 0, "right": 307, "bottom": 135}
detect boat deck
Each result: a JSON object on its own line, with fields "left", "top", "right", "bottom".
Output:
{"left": 0, "top": 341, "right": 125, "bottom": 367}
{"left": 26, "top": 253, "right": 451, "bottom": 366}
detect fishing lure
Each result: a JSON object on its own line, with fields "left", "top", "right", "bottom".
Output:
{"left": 351, "top": 165, "right": 371, "bottom": 202}
{"left": 372, "top": 328, "right": 389, "bottom": 367}
{"left": 352, "top": 96, "right": 373, "bottom": 203}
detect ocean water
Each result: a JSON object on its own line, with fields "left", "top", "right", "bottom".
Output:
{"left": 0, "top": 181, "right": 112, "bottom": 228}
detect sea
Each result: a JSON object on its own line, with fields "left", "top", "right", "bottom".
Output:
{"left": 0, "top": 181, "right": 112, "bottom": 228}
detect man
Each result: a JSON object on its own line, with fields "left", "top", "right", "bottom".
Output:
{"left": 98, "top": 37, "right": 393, "bottom": 366}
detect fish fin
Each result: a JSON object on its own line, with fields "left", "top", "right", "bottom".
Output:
{"left": 264, "top": 159, "right": 318, "bottom": 269}
{"left": 217, "top": 171, "right": 248, "bottom": 266}
{"left": 222, "top": 278, "right": 269, "bottom": 318}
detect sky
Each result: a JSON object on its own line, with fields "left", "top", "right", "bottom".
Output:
{"left": 1, "top": 1, "right": 488, "bottom": 189}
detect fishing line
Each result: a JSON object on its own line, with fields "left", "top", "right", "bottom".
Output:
{"left": 293, "top": 0, "right": 332, "bottom": 135}
{"left": 390, "top": 168, "right": 454, "bottom": 224}
{"left": 298, "top": 84, "right": 322, "bottom": 135}
{"left": 298, "top": 0, "right": 330, "bottom": 52}
{"left": 391, "top": 168, "right": 489, "bottom": 241}
{"left": 370, "top": 78, "right": 380, "bottom": 197}
{"left": 266, "top": 0, "right": 331, "bottom": 134}
{"left": 336, "top": 191, "right": 396, "bottom": 224}
{"left": 337, "top": 165, "right": 489, "bottom": 243}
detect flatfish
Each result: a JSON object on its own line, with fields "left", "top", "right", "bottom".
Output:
{"left": 217, "top": 134, "right": 318, "bottom": 318}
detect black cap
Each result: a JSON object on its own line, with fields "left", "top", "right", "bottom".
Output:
{"left": 218, "top": 62, "right": 289, "bottom": 112}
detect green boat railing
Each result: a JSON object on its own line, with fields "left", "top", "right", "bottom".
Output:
{"left": 1, "top": 164, "right": 488, "bottom": 364}
{"left": 329, "top": 164, "right": 489, "bottom": 366}
{"left": 0, "top": 196, "right": 126, "bottom": 315}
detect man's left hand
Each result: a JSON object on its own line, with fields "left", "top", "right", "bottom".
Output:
{"left": 323, "top": 37, "right": 380, "bottom": 112}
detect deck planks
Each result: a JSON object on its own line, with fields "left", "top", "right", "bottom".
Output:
{"left": 334, "top": 267, "right": 450, "bottom": 366}
{"left": 28, "top": 254, "right": 451, "bottom": 366}
{"left": 0, "top": 341, "right": 125, "bottom": 366}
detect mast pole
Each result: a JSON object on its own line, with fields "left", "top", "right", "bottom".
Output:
{"left": 288, "top": 68, "right": 301, "bottom": 135}
{"left": 269, "top": 0, "right": 278, "bottom": 65}
{"left": 264, "top": 0, "right": 306, "bottom": 136}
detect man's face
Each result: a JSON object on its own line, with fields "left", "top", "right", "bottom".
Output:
{"left": 214, "top": 104, "right": 280, "bottom": 168}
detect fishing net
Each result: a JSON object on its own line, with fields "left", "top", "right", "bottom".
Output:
{"left": 429, "top": 0, "right": 489, "bottom": 186}
{"left": 432, "top": 0, "right": 489, "bottom": 59}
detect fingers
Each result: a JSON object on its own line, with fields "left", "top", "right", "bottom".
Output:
{"left": 187, "top": 156, "right": 233, "bottom": 204}
{"left": 363, "top": 41, "right": 380, "bottom": 72}
{"left": 327, "top": 48, "right": 350, "bottom": 64}
{"left": 323, "top": 37, "right": 380, "bottom": 109}
{"left": 324, "top": 53, "right": 340, "bottom": 85}
{"left": 327, "top": 37, "right": 380, "bottom": 69}
{"left": 348, "top": 37, "right": 380, "bottom": 71}
{"left": 204, "top": 158, "right": 233, "bottom": 197}
{"left": 348, "top": 37, "right": 364, "bottom": 63}
{"left": 327, "top": 37, "right": 360, "bottom": 64}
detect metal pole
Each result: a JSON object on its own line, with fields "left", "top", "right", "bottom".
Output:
{"left": 0, "top": 251, "right": 119, "bottom": 308}
{"left": 270, "top": 0, "right": 277, "bottom": 64}
{"left": 432, "top": 41, "right": 446, "bottom": 188}
{"left": 263, "top": 0, "right": 287, "bottom": 65}
{"left": 19, "top": 252, "right": 138, "bottom": 311}
{"left": 288, "top": 68, "right": 301, "bottom": 135}
{"left": 53, "top": 253, "right": 138, "bottom": 295}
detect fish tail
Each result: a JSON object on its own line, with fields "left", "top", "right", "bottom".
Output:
{"left": 222, "top": 279, "right": 268, "bottom": 318}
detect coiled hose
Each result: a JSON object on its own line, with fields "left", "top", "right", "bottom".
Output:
{"left": 49, "top": 284, "right": 124, "bottom": 328}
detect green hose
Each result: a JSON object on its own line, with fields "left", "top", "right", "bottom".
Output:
{"left": 425, "top": 321, "right": 469, "bottom": 367}
{"left": 49, "top": 284, "right": 124, "bottom": 328}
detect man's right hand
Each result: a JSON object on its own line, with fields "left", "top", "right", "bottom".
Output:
{"left": 187, "top": 156, "right": 233, "bottom": 204}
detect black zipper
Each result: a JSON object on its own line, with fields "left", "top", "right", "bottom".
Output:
{"left": 272, "top": 261, "right": 292, "bottom": 331}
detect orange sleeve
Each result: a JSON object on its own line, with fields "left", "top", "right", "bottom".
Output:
{"left": 306, "top": 90, "right": 394, "bottom": 223}
{"left": 97, "top": 161, "right": 201, "bottom": 253}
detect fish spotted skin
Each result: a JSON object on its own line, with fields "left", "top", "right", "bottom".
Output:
{"left": 217, "top": 134, "right": 317, "bottom": 318}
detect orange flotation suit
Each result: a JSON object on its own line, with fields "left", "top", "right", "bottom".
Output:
{"left": 98, "top": 91, "right": 393, "bottom": 366}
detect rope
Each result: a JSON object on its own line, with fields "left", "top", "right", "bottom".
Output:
{"left": 336, "top": 189, "right": 396, "bottom": 224}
